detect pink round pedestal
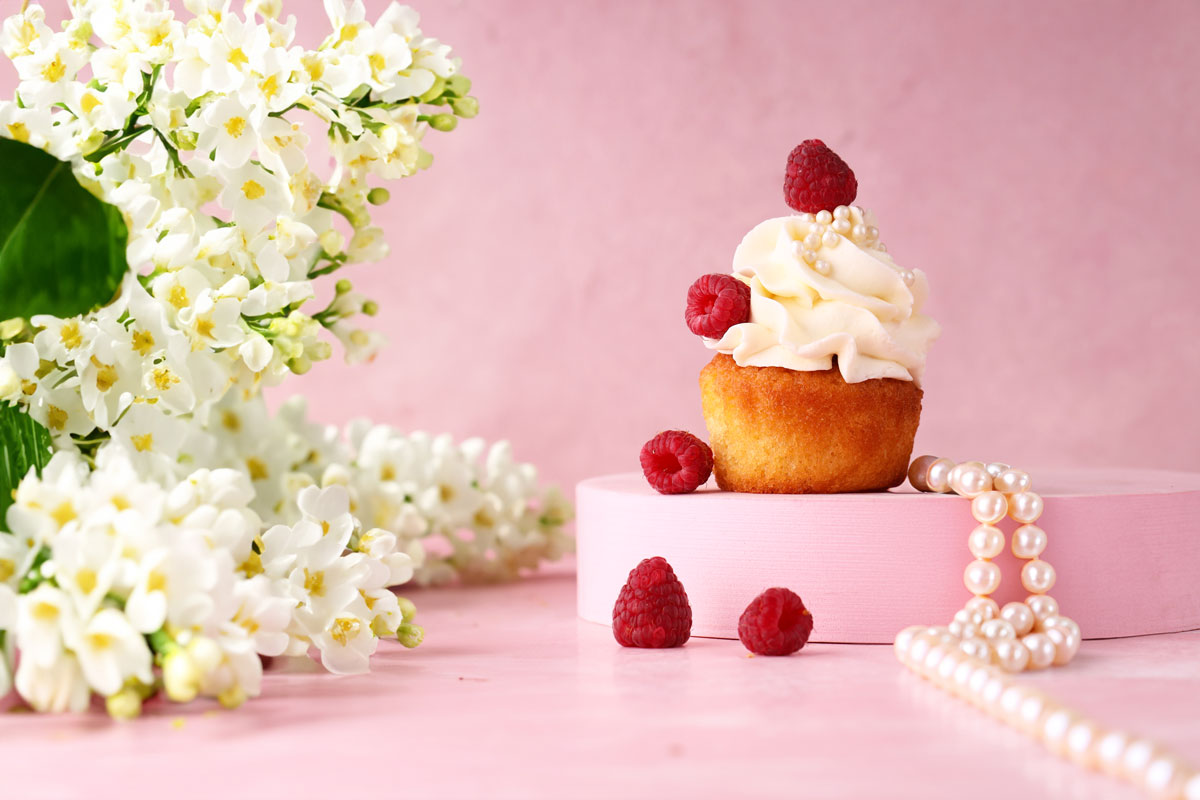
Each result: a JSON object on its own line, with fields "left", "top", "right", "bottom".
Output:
{"left": 576, "top": 469, "right": 1200, "bottom": 643}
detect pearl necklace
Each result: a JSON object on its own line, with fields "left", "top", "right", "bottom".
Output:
{"left": 896, "top": 456, "right": 1200, "bottom": 799}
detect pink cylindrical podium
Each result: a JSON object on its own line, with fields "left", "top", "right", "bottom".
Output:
{"left": 576, "top": 470, "right": 1200, "bottom": 643}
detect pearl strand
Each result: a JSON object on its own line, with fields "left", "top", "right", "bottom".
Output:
{"left": 896, "top": 626, "right": 1200, "bottom": 799}
{"left": 907, "top": 457, "right": 1078, "bottom": 672}
{"left": 899, "top": 457, "right": 1200, "bottom": 799}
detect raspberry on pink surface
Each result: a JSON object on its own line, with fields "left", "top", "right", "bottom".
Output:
{"left": 783, "top": 139, "right": 857, "bottom": 213}
{"left": 640, "top": 430, "right": 714, "bottom": 494}
{"left": 685, "top": 273, "right": 752, "bottom": 339}
{"left": 612, "top": 556, "right": 692, "bottom": 648}
{"left": 738, "top": 587, "right": 813, "bottom": 656}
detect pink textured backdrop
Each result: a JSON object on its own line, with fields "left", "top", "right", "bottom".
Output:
{"left": 7, "top": 0, "right": 1200, "bottom": 491}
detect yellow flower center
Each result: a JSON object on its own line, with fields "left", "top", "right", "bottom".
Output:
{"left": 245, "top": 457, "right": 268, "bottom": 480}
{"left": 330, "top": 616, "right": 359, "bottom": 646}
{"left": 7, "top": 121, "right": 30, "bottom": 143}
{"left": 259, "top": 74, "right": 279, "bottom": 99}
{"left": 75, "top": 567, "right": 97, "bottom": 595}
{"left": 51, "top": 501, "right": 76, "bottom": 526}
{"left": 131, "top": 329, "right": 156, "bottom": 356}
{"left": 228, "top": 47, "right": 248, "bottom": 68}
{"left": 195, "top": 317, "right": 215, "bottom": 339}
{"left": 80, "top": 93, "right": 101, "bottom": 114}
{"left": 46, "top": 404, "right": 68, "bottom": 431}
{"left": 0, "top": 558, "right": 14, "bottom": 582}
{"left": 87, "top": 632, "right": 114, "bottom": 651}
{"left": 241, "top": 180, "right": 266, "bottom": 200}
{"left": 90, "top": 355, "right": 118, "bottom": 392}
{"left": 151, "top": 367, "right": 179, "bottom": 391}
{"left": 41, "top": 55, "right": 66, "bottom": 82}
{"left": 130, "top": 433, "right": 154, "bottom": 452}
{"left": 60, "top": 320, "right": 83, "bottom": 350}
{"left": 222, "top": 410, "right": 241, "bottom": 431}
{"left": 33, "top": 601, "right": 60, "bottom": 622}
{"left": 303, "top": 568, "right": 325, "bottom": 597}
{"left": 224, "top": 116, "right": 246, "bottom": 138}
{"left": 147, "top": 569, "right": 167, "bottom": 593}
{"left": 168, "top": 285, "right": 189, "bottom": 309}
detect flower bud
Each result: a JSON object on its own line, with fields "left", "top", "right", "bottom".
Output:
{"left": 428, "top": 114, "right": 457, "bottom": 132}
{"left": 0, "top": 317, "right": 26, "bottom": 339}
{"left": 397, "top": 622, "right": 424, "bottom": 649}
{"left": 361, "top": 300, "right": 378, "bottom": 317}
{"left": 445, "top": 75, "right": 472, "bottom": 97}
{"left": 335, "top": 279, "right": 353, "bottom": 294}
{"left": 418, "top": 76, "right": 446, "bottom": 104}
{"left": 366, "top": 187, "right": 390, "bottom": 205}
{"left": 186, "top": 636, "right": 223, "bottom": 675}
{"left": 218, "top": 684, "right": 246, "bottom": 710}
{"left": 106, "top": 688, "right": 143, "bottom": 720}
{"left": 162, "top": 650, "right": 199, "bottom": 703}
{"left": 396, "top": 596, "right": 417, "bottom": 624}
{"left": 449, "top": 97, "right": 478, "bottom": 119}
{"left": 288, "top": 355, "right": 312, "bottom": 375}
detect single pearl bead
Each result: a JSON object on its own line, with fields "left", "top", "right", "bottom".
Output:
{"left": 813, "top": 259, "right": 832, "bottom": 276}
{"left": 994, "top": 468, "right": 1032, "bottom": 495}
{"left": 964, "top": 596, "right": 999, "bottom": 621}
{"left": 803, "top": 232, "right": 822, "bottom": 250}
{"left": 966, "top": 665, "right": 993, "bottom": 703}
{"left": 907, "top": 455, "right": 938, "bottom": 492}
{"left": 1009, "top": 491, "right": 1044, "bottom": 524}
{"left": 1017, "top": 692, "right": 1052, "bottom": 736}
{"left": 1011, "top": 524, "right": 1048, "bottom": 559}
{"left": 1096, "top": 729, "right": 1131, "bottom": 777}
{"left": 998, "top": 685, "right": 1027, "bottom": 724}
{"left": 959, "top": 622, "right": 980, "bottom": 640}
{"left": 923, "top": 644, "right": 947, "bottom": 674}
{"left": 1023, "top": 632, "right": 1056, "bottom": 669}
{"left": 1041, "top": 615, "right": 1080, "bottom": 640}
{"left": 876, "top": 242, "right": 887, "bottom": 252}
{"left": 992, "top": 639, "right": 1030, "bottom": 672}
{"left": 951, "top": 660, "right": 976, "bottom": 697}
{"left": 1044, "top": 626, "right": 1081, "bottom": 666}
{"left": 968, "top": 524, "right": 1004, "bottom": 559}
{"left": 952, "top": 609, "right": 972, "bottom": 626}
{"left": 926, "top": 457, "right": 955, "bottom": 493}
{"left": 823, "top": 229, "right": 842, "bottom": 246}
{"left": 1145, "top": 755, "right": 1187, "bottom": 797}
{"left": 833, "top": 205, "right": 851, "bottom": 220}
{"left": 1065, "top": 720, "right": 1103, "bottom": 769}
{"left": 970, "top": 492, "right": 1008, "bottom": 525}
{"left": 1041, "top": 709, "right": 1078, "bottom": 756}
{"left": 1026, "top": 594, "right": 1059, "bottom": 622}
{"left": 831, "top": 220, "right": 851, "bottom": 236}
{"left": 963, "top": 559, "right": 1001, "bottom": 596}
{"left": 908, "top": 635, "right": 932, "bottom": 665}
{"left": 800, "top": 249, "right": 817, "bottom": 264}
{"left": 851, "top": 223, "right": 868, "bottom": 240}
{"left": 1000, "top": 602, "right": 1035, "bottom": 636}
{"left": 980, "top": 674, "right": 1006, "bottom": 709}
{"left": 816, "top": 210, "right": 833, "bottom": 224}
{"left": 798, "top": 212, "right": 816, "bottom": 224}
{"left": 1022, "top": 559, "right": 1057, "bottom": 594}
{"left": 936, "top": 650, "right": 961, "bottom": 685}
{"left": 958, "top": 637, "right": 990, "bottom": 662}
{"left": 985, "top": 462, "right": 1010, "bottom": 478}
{"left": 981, "top": 618, "right": 1016, "bottom": 640}
{"left": 866, "top": 225, "right": 879, "bottom": 240}
{"left": 809, "top": 222, "right": 824, "bottom": 235}
{"left": 1122, "top": 739, "right": 1160, "bottom": 783}
{"left": 898, "top": 269, "right": 915, "bottom": 286}
{"left": 894, "top": 626, "right": 922, "bottom": 660}
{"left": 949, "top": 463, "right": 992, "bottom": 498}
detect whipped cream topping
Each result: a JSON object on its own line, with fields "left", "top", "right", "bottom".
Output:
{"left": 706, "top": 206, "right": 940, "bottom": 385}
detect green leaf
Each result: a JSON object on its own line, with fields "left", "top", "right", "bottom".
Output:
{"left": 0, "top": 403, "right": 53, "bottom": 529}
{"left": 0, "top": 138, "right": 128, "bottom": 320}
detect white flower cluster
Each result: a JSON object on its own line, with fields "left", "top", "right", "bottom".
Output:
{"left": 0, "top": 0, "right": 469, "bottom": 457}
{"left": 212, "top": 395, "right": 575, "bottom": 586}
{"left": 0, "top": 0, "right": 570, "bottom": 717}
{"left": 0, "top": 445, "right": 419, "bottom": 715}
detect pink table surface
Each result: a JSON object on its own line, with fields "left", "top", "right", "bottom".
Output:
{"left": 3, "top": 561, "right": 1199, "bottom": 800}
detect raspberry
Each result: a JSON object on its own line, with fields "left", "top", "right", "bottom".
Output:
{"left": 783, "top": 139, "right": 857, "bottom": 213}
{"left": 738, "top": 587, "right": 813, "bottom": 656}
{"left": 685, "top": 273, "right": 751, "bottom": 339}
{"left": 612, "top": 557, "right": 692, "bottom": 648}
{"left": 640, "top": 430, "right": 713, "bottom": 494}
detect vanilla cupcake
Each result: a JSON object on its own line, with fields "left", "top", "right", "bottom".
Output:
{"left": 685, "top": 140, "right": 940, "bottom": 494}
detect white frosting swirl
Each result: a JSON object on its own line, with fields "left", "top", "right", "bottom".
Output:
{"left": 706, "top": 207, "right": 940, "bottom": 385}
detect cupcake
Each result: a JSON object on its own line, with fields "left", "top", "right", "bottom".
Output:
{"left": 685, "top": 140, "right": 940, "bottom": 494}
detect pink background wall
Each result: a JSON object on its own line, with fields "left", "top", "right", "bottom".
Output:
{"left": 7, "top": 1, "right": 1200, "bottom": 491}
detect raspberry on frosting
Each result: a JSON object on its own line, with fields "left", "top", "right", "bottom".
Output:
{"left": 640, "top": 430, "right": 713, "bottom": 494}
{"left": 783, "top": 139, "right": 857, "bottom": 213}
{"left": 738, "top": 587, "right": 813, "bottom": 656}
{"left": 612, "top": 556, "right": 692, "bottom": 648}
{"left": 685, "top": 273, "right": 751, "bottom": 339}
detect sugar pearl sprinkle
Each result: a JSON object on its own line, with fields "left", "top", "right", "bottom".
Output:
{"left": 900, "top": 456, "right": 1200, "bottom": 798}
{"left": 790, "top": 206, "right": 902, "bottom": 280}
